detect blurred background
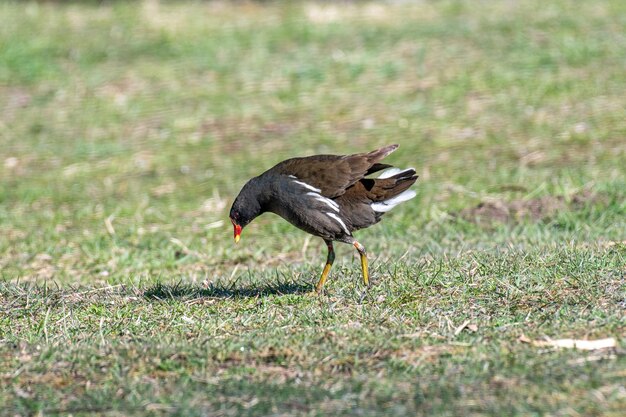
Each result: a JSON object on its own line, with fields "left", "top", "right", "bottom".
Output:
{"left": 1, "top": 0, "right": 624, "bottom": 285}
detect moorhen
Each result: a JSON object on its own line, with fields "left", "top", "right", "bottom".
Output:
{"left": 229, "top": 144, "right": 418, "bottom": 293}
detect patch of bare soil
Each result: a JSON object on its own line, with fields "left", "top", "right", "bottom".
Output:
{"left": 459, "top": 190, "right": 605, "bottom": 224}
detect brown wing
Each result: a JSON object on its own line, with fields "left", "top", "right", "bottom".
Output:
{"left": 271, "top": 144, "right": 399, "bottom": 198}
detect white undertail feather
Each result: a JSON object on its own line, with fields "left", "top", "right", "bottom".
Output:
{"left": 377, "top": 167, "right": 415, "bottom": 179}
{"left": 371, "top": 189, "right": 417, "bottom": 213}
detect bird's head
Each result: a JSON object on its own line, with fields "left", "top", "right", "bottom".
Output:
{"left": 229, "top": 181, "right": 263, "bottom": 244}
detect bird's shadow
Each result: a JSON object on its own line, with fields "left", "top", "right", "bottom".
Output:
{"left": 143, "top": 280, "right": 312, "bottom": 300}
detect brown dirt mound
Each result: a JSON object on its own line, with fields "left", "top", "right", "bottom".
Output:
{"left": 459, "top": 190, "right": 603, "bottom": 224}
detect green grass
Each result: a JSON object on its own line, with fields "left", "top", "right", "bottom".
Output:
{"left": 1, "top": 0, "right": 625, "bottom": 415}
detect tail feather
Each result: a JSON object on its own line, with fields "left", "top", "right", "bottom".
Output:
{"left": 342, "top": 144, "right": 417, "bottom": 215}
{"left": 378, "top": 167, "right": 416, "bottom": 179}
{"left": 371, "top": 189, "right": 417, "bottom": 212}
{"left": 368, "top": 167, "right": 418, "bottom": 213}
{"left": 365, "top": 163, "right": 393, "bottom": 176}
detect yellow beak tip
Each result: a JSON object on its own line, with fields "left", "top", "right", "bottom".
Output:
{"left": 234, "top": 235, "right": 241, "bottom": 244}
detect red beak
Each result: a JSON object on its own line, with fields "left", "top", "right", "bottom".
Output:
{"left": 233, "top": 224, "right": 242, "bottom": 244}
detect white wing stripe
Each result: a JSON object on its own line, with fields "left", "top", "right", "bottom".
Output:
{"left": 326, "top": 212, "right": 349, "bottom": 234}
{"left": 307, "top": 192, "right": 339, "bottom": 212}
{"left": 293, "top": 180, "right": 321, "bottom": 193}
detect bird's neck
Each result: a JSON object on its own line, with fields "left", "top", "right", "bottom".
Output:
{"left": 251, "top": 175, "right": 282, "bottom": 214}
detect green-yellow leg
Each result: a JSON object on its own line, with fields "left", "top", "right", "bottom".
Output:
{"left": 315, "top": 240, "right": 335, "bottom": 293}
{"left": 353, "top": 241, "right": 369, "bottom": 287}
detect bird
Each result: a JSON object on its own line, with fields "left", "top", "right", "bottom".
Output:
{"left": 229, "top": 144, "right": 418, "bottom": 293}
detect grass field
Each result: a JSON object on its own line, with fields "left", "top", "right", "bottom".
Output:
{"left": 1, "top": 0, "right": 625, "bottom": 415}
